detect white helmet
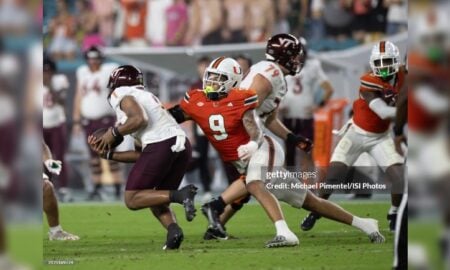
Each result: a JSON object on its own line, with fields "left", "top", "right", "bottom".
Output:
{"left": 203, "top": 57, "right": 243, "bottom": 100}
{"left": 369, "top": 41, "right": 400, "bottom": 79}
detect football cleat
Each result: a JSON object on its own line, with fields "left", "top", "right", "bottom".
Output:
{"left": 163, "top": 224, "right": 184, "bottom": 250}
{"left": 369, "top": 231, "right": 385, "bottom": 244}
{"left": 203, "top": 225, "right": 228, "bottom": 240}
{"left": 300, "top": 212, "right": 321, "bottom": 231}
{"left": 48, "top": 230, "right": 80, "bottom": 241}
{"left": 265, "top": 235, "right": 299, "bottom": 248}
{"left": 179, "top": 184, "right": 198, "bottom": 222}
{"left": 387, "top": 213, "right": 397, "bottom": 232}
{"left": 201, "top": 202, "right": 227, "bottom": 237}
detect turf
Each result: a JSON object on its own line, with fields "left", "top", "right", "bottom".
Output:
{"left": 43, "top": 201, "right": 393, "bottom": 270}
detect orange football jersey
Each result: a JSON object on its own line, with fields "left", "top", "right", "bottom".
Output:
{"left": 180, "top": 88, "right": 258, "bottom": 162}
{"left": 352, "top": 68, "right": 405, "bottom": 133}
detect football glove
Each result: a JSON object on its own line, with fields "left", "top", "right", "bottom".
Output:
{"left": 44, "top": 159, "right": 62, "bottom": 175}
{"left": 286, "top": 133, "right": 313, "bottom": 153}
{"left": 237, "top": 141, "right": 259, "bottom": 161}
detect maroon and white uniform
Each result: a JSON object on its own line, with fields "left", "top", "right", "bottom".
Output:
{"left": 109, "top": 85, "right": 190, "bottom": 190}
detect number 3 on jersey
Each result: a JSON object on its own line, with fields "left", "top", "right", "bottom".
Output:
{"left": 209, "top": 114, "right": 228, "bottom": 140}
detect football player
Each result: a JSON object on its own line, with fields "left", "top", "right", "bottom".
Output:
{"left": 43, "top": 57, "right": 71, "bottom": 201}
{"left": 43, "top": 141, "right": 79, "bottom": 241}
{"left": 195, "top": 35, "right": 384, "bottom": 244}
{"left": 72, "top": 46, "right": 124, "bottom": 200}
{"left": 301, "top": 41, "right": 406, "bottom": 232}
{"left": 170, "top": 54, "right": 385, "bottom": 246}
{"left": 173, "top": 56, "right": 299, "bottom": 247}
{"left": 89, "top": 65, "right": 197, "bottom": 250}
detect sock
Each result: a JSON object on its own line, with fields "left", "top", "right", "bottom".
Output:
{"left": 210, "top": 196, "right": 226, "bottom": 214}
{"left": 274, "top": 220, "right": 290, "bottom": 236}
{"left": 94, "top": 183, "right": 102, "bottom": 193}
{"left": 389, "top": 206, "right": 398, "bottom": 215}
{"left": 169, "top": 190, "right": 185, "bottom": 204}
{"left": 49, "top": 225, "right": 63, "bottom": 234}
{"left": 351, "top": 216, "right": 376, "bottom": 235}
{"left": 114, "top": 183, "right": 121, "bottom": 197}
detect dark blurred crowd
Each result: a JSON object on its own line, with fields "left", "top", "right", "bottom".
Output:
{"left": 43, "top": 0, "right": 407, "bottom": 60}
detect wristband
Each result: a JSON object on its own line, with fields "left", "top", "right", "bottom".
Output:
{"left": 286, "top": 133, "right": 298, "bottom": 144}
{"left": 393, "top": 125, "right": 403, "bottom": 136}
{"left": 102, "top": 151, "right": 114, "bottom": 160}
{"left": 111, "top": 126, "right": 122, "bottom": 138}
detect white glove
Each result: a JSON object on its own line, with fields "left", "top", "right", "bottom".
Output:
{"left": 44, "top": 159, "right": 62, "bottom": 175}
{"left": 171, "top": 135, "right": 186, "bottom": 153}
{"left": 237, "top": 141, "right": 259, "bottom": 161}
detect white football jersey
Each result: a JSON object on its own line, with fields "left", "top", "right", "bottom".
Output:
{"left": 76, "top": 63, "right": 118, "bottom": 119}
{"left": 109, "top": 85, "right": 186, "bottom": 146}
{"left": 282, "top": 59, "right": 328, "bottom": 119}
{"left": 240, "top": 60, "right": 287, "bottom": 122}
{"left": 43, "top": 74, "right": 69, "bottom": 128}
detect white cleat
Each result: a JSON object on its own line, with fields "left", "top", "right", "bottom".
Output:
{"left": 265, "top": 234, "right": 299, "bottom": 248}
{"left": 364, "top": 218, "right": 385, "bottom": 244}
{"left": 49, "top": 230, "right": 80, "bottom": 241}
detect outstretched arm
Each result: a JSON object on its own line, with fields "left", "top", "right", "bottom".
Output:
{"left": 238, "top": 109, "right": 263, "bottom": 161}
{"left": 167, "top": 104, "right": 192, "bottom": 123}
{"left": 242, "top": 109, "right": 263, "bottom": 145}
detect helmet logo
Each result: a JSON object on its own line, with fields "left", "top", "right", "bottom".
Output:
{"left": 233, "top": 66, "right": 241, "bottom": 74}
{"left": 273, "top": 37, "right": 295, "bottom": 48}
{"left": 111, "top": 67, "right": 123, "bottom": 78}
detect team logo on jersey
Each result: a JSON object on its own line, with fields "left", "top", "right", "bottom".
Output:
{"left": 196, "top": 102, "right": 204, "bottom": 107}
{"left": 227, "top": 102, "right": 233, "bottom": 107}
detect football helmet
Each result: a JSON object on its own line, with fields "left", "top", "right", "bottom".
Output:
{"left": 203, "top": 57, "right": 243, "bottom": 100}
{"left": 84, "top": 46, "right": 104, "bottom": 60}
{"left": 266, "top": 33, "right": 305, "bottom": 75}
{"left": 107, "top": 65, "right": 144, "bottom": 90}
{"left": 369, "top": 41, "right": 400, "bottom": 79}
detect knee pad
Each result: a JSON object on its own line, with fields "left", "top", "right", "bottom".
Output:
{"left": 231, "top": 194, "right": 251, "bottom": 211}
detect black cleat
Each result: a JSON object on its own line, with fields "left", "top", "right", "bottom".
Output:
{"left": 300, "top": 212, "right": 321, "bottom": 231}
{"left": 201, "top": 202, "right": 227, "bottom": 237}
{"left": 163, "top": 224, "right": 184, "bottom": 250}
{"left": 203, "top": 225, "right": 228, "bottom": 240}
{"left": 179, "top": 184, "right": 198, "bottom": 221}
{"left": 387, "top": 213, "right": 397, "bottom": 232}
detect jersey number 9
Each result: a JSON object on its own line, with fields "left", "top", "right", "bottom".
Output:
{"left": 209, "top": 114, "right": 228, "bottom": 141}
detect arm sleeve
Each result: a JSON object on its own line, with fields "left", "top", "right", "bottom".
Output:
{"left": 368, "top": 98, "right": 397, "bottom": 120}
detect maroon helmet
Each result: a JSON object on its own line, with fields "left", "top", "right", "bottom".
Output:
{"left": 107, "top": 65, "right": 144, "bottom": 90}
{"left": 265, "top": 33, "right": 306, "bottom": 75}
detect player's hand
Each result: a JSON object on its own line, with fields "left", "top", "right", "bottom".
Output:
{"left": 287, "top": 133, "right": 313, "bottom": 153}
{"left": 87, "top": 135, "right": 106, "bottom": 157}
{"left": 237, "top": 141, "right": 259, "bottom": 161}
{"left": 44, "top": 159, "right": 62, "bottom": 175}
{"left": 394, "top": 135, "right": 407, "bottom": 156}
{"left": 92, "top": 128, "right": 116, "bottom": 153}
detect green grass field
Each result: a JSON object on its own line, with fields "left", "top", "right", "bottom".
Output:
{"left": 43, "top": 201, "right": 393, "bottom": 270}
